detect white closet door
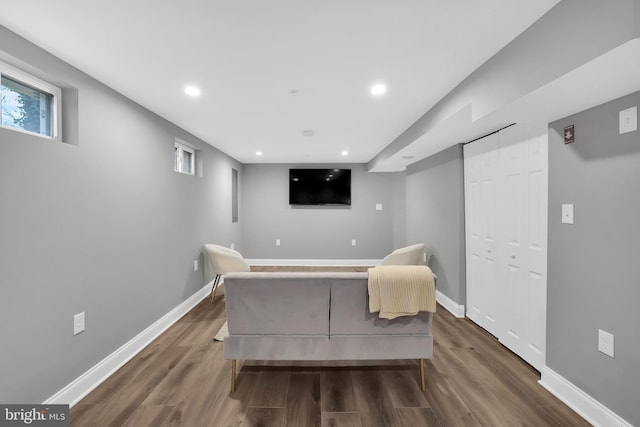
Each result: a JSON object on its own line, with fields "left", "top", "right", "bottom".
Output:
{"left": 499, "top": 124, "right": 528, "bottom": 358}
{"left": 522, "top": 124, "right": 548, "bottom": 371}
{"left": 464, "top": 132, "right": 501, "bottom": 335}
{"left": 464, "top": 140, "right": 483, "bottom": 326}
{"left": 498, "top": 123, "right": 548, "bottom": 371}
{"left": 464, "top": 123, "right": 548, "bottom": 372}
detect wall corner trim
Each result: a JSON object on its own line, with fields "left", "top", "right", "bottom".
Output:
{"left": 435, "top": 290, "right": 465, "bottom": 318}
{"left": 539, "top": 367, "right": 633, "bottom": 427}
{"left": 43, "top": 280, "right": 215, "bottom": 407}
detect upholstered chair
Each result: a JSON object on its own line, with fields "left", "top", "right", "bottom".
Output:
{"left": 204, "top": 244, "right": 250, "bottom": 303}
{"left": 381, "top": 243, "right": 426, "bottom": 266}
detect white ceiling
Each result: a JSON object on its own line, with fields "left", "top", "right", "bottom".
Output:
{"left": 373, "top": 38, "right": 640, "bottom": 171}
{"left": 0, "top": 0, "right": 559, "bottom": 164}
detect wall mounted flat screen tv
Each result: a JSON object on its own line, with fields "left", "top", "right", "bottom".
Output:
{"left": 289, "top": 169, "right": 351, "bottom": 206}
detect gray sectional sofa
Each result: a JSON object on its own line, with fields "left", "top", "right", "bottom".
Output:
{"left": 223, "top": 271, "right": 434, "bottom": 392}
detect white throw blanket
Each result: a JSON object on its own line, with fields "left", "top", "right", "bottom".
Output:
{"left": 368, "top": 265, "right": 436, "bottom": 319}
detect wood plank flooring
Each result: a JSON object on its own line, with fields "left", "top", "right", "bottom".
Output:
{"left": 70, "top": 266, "right": 590, "bottom": 426}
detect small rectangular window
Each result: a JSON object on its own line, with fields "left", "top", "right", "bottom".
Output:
{"left": 182, "top": 150, "right": 193, "bottom": 173}
{"left": 1, "top": 60, "right": 61, "bottom": 140}
{"left": 174, "top": 139, "right": 196, "bottom": 175}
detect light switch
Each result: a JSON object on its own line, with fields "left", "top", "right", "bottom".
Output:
{"left": 375, "top": 204, "right": 382, "bottom": 211}
{"left": 619, "top": 106, "right": 637, "bottom": 134}
{"left": 562, "top": 204, "right": 574, "bottom": 224}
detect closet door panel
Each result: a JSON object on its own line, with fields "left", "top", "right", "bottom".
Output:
{"left": 499, "top": 123, "right": 548, "bottom": 371}
{"left": 499, "top": 125, "right": 528, "bottom": 357}
{"left": 464, "top": 140, "right": 485, "bottom": 326}
{"left": 527, "top": 270, "right": 546, "bottom": 368}
{"left": 464, "top": 123, "right": 548, "bottom": 372}
{"left": 480, "top": 175, "right": 499, "bottom": 335}
{"left": 464, "top": 132, "right": 500, "bottom": 332}
{"left": 522, "top": 124, "right": 548, "bottom": 370}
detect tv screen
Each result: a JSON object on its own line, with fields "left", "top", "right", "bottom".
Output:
{"left": 289, "top": 169, "right": 351, "bottom": 205}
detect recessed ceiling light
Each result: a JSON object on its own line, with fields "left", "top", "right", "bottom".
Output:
{"left": 370, "top": 84, "right": 387, "bottom": 96}
{"left": 255, "top": 151, "right": 263, "bottom": 156}
{"left": 341, "top": 150, "right": 349, "bottom": 156}
{"left": 184, "top": 85, "right": 201, "bottom": 97}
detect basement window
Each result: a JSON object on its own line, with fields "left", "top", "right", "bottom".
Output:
{"left": 174, "top": 139, "right": 196, "bottom": 175}
{"left": 1, "top": 60, "right": 61, "bottom": 140}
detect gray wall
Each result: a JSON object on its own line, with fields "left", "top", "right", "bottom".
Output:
{"left": 389, "top": 172, "right": 407, "bottom": 249}
{"left": 405, "top": 145, "right": 466, "bottom": 304}
{"left": 0, "top": 26, "right": 242, "bottom": 403}
{"left": 548, "top": 91, "right": 640, "bottom": 425}
{"left": 241, "top": 164, "right": 401, "bottom": 259}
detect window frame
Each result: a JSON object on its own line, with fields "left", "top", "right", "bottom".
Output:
{"left": 0, "top": 59, "right": 62, "bottom": 141}
{"left": 174, "top": 139, "right": 196, "bottom": 176}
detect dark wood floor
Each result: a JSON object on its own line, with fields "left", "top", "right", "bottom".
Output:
{"left": 70, "top": 267, "right": 590, "bottom": 426}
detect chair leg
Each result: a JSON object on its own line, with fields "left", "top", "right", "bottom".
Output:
{"left": 210, "top": 274, "right": 220, "bottom": 303}
{"left": 230, "top": 360, "right": 236, "bottom": 393}
{"left": 419, "top": 358, "right": 426, "bottom": 392}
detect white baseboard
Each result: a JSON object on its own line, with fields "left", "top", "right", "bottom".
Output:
{"left": 247, "top": 259, "right": 383, "bottom": 267}
{"left": 44, "top": 280, "right": 214, "bottom": 407}
{"left": 435, "top": 290, "right": 465, "bottom": 318}
{"left": 539, "top": 367, "right": 632, "bottom": 427}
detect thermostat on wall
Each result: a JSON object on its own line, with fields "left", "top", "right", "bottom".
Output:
{"left": 564, "top": 125, "right": 574, "bottom": 144}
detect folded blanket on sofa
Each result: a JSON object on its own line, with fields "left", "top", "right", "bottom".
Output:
{"left": 368, "top": 265, "right": 436, "bottom": 319}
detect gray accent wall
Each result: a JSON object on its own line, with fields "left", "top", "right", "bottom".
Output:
{"left": 548, "top": 91, "right": 640, "bottom": 425}
{"left": 389, "top": 172, "right": 407, "bottom": 249}
{"left": 0, "top": 26, "right": 242, "bottom": 403}
{"left": 405, "top": 145, "right": 466, "bottom": 304}
{"left": 241, "top": 164, "right": 400, "bottom": 259}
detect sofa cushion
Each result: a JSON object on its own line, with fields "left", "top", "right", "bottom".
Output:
{"left": 224, "top": 272, "right": 331, "bottom": 335}
{"left": 330, "top": 273, "right": 433, "bottom": 335}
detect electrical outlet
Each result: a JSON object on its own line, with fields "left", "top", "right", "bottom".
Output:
{"left": 74, "top": 312, "right": 85, "bottom": 336}
{"left": 598, "top": 329, "right": 614, "bottom": 358}
{"left": 275, "top": 239, "right": 281, "bottom": 246}
{"left": 193, "top": 260, "right": 198, "bottom": 271}
{"left": 619, "top": 106, "right": 637, "bottom": 134}
{"left": 562, "top": 204, "right": 574, "bottom": 224}
{"left": 351, "top": 239, "right": 357, "bottom": 246}
{"left": 230, "top": 243, "right": 235, "bottom": 250}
